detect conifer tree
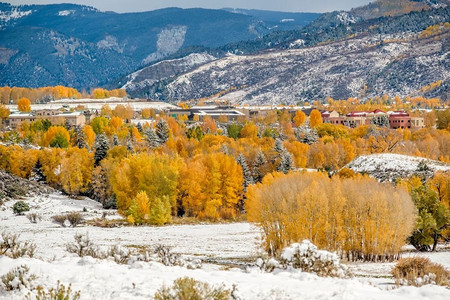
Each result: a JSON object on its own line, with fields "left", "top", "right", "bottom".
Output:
{"left": 274, "top": 138, "right": 286, "bottom": 153}
{"left": 112, "top": 134, "right": 120, "bottom": 147}
{"left": 253, "top": 149, "right": 267, "bottom": 183}
{"left": 31, "top": 158, "right": 46, "bottom": 182}
{"left": 236, "top": 152, "right": 254, "bottom": 189}
{"left": 94, "top": 133, "right": 110, "bottom": 166}
{"left": 156, "top": 119, "right": 170, "bottom": 144}
{"left": 220, "top": 143, "right": 229, "bottom": 155}
{"left": 277, "top": 150, "right": 294, "bottom": 174}
{"left": 370, "top": 115, "right": 389, "bottom": 128}
{"left": 73, "top": 125, "right": 88, "bottom": 149}
{"left": 126, "top": 139, "right": 134, "bottom": 153}
{"left": 295, "top": 125, "right": 319, "bottom": 145}
{"left": 144, "top": 127, "right": 160, "bottom": 148}
{"left": 64, "top": 119, "right": 71, "bottom": 130}
{"left": 136, "top": 122, "right": 143, "bottom": 133}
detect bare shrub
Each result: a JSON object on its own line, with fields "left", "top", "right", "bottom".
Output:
{"left": 280, "top": 240, "right": 347, "bottom": 277}
{"left": 254, "top": 257, "right": 282, "bottom": 272}
{"left": 154, "top": 245, "right": 181, "bottom": 266}
{"left": 154, "top": 277, "right": 230, "bottom": 300}
{"left": 67, "top": 212, "right": 83, "bottom": 227}
{"left": 153, "top": 245, "right": 202, "bottom": 269}
{"left": 52, "top": 215, "right": 67, "bottom": 227}
{"left": 26, "top": 213, "right": 42, "bottom": 224}
{"left": 105, "top": 245, "right": 131, "bottom": 264}
{"left": 392, "top": 257, "right": 450, "bottom": 287}
{"left": 66, "top": 233, "right": 101, "bottom": 258}
{"left": 1, "top": 265, "right": 37, "bottom": 291}
{"left": 0, "top": 231, "right": 36, "bottom": 258}
{"left": 26, "top": 281, "right": 81, "bottom": 300}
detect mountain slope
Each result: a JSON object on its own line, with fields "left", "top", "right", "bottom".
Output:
{"left": 222, "top": 8, "right": 320, "bottom": 31}
{"left": 123, "top": 7, "right": 450, "bottom": 103}
{"left": 350, "top": 0, "right": 449, "bottom": 19}
{"left": 0, "top": 3, "right": 317, "bottom": 89}
{"left": 163, "top": 32, "right": 449, "bottom": 104}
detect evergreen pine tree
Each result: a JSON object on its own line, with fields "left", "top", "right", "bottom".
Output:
{"left": 64, "top": 119, "right": 71, "bottom": 130}
{"left": 236, "top": 152, "right": 254, "bottom": 189}
{"left": 31, "top": 158, "right": 46, "bottom": 182}
{"left": 274, "top": 138, "right": 286, "bottom": 153}
{"left": 112, "top": 134, "right": 120, "bottom": 146}
{"left": 370, "top": 115, "right": 389, "bottom": 128}
{"left": 73, "top": 125, "right": 88, "bottom": 149}
{"left": 144, "top": 127, "right": 160, "bottom": 148}
{"left": 94, "top": 133, "right": 110, "bottom": 166}
{"left": 295, "top": 125, "right": 319, "bottom": 145}
{"left": 253, "top": 149, "right": 267, "bottom": 183}
{"left": 220, "top": 143, "right": 229, "bottom": 155}
{"left": 277, "top": 150, "right": 294, "bottom": 174}
{"left": 155, "top": 119, "right": 170, "bottom": 144}
{"left": 136, "top": 122, "right": 143, "bottom": 133}
{"left": 126, "top": 139, "right": 134, "bottom": 153}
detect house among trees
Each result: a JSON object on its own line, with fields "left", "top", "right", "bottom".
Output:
{"left": 321, "top": 109, "right": 425, "bottom": 129}
{"left": 168, "top": 105, "right": 246, "bottom": 122}
{"left": 8, "top": 109, "right": 86, "bottom": 129}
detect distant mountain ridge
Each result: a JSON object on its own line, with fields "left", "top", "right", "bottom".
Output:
{"left": 350, "top": 0, "right": 449, "bottom": 19}
{"left": 122, "top": 6, "right": 450, "bottom": 102}
{"left": 0, "top": 2, "right": 319, "bottom": 89}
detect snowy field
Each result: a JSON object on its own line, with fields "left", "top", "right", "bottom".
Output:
{"left": 6, "top": 98, "right": 178, "bottom": 112}
{"left": 1, "top": 193, "right": 449, "bottom": 299}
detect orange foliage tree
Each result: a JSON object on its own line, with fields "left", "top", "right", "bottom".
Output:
{"left": 309, "top": 110, "right": 323, "bottom": 127}
{"left": 178, "top": 153, "right": 243, "bottom": 220}
{"left": 17, "top": 97, "right": 31, "bottom": 112}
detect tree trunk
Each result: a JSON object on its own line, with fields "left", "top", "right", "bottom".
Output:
{"left": 432, "top": 234, "right": 439, "bottom": 252}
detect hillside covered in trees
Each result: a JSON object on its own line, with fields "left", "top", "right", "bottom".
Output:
{"left": 123, "top": 6, "right": 450, "bottom": 102}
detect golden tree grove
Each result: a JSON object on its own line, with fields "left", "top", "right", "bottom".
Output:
{"left": 111, "top": 153, "right": 180, "bottom": 218}
{"left": 60, "top": 147, "right": 94, "bottom": 195}
{"left": 246, "top": 172, "right": 415, "bottom": 261}
{"left": 178, "top": 153, "right": 244, "bottom": 220}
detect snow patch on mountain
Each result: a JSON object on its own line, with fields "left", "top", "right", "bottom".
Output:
{"left": 58, "top": 10, "right": 74, "bottom": 16}
{"left": 289, "top": 39, "right": 305, "bottom": 48}
{"left": 97, "top": 35, "right": 123, "bottom": 53}
{"left": 336, "top": 11, "right": 357, "bottom": 25}
{"left": 0, "top": 7, "right": 31, "bottom": 28}
{"left": 143, "top": 26, "right": 187, "bottom": 64}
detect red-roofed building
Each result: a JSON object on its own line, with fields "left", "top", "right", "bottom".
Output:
{"left": 320, "top": 109, "right": 424, "bottom": 130}
{"left": 388, "top": 111, "right": 411, "bottom": 129}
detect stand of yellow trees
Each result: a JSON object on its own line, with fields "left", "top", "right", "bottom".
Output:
{"left": 246, "top": 172, "right": 416, "bottom": 262}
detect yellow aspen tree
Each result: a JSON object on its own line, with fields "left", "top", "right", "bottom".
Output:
{"left": 240, "top": 123, "right": 258, "bottom": 140}
{"left": 83, "top": 125, "right": 96, "bottom": 148}
{"left": 127, "top": 191, "right": 151, "bottom": 224}
{"left": 60, "top": 147, "right": 94, "bottom": 195}
{"left": 309, "top": 110, "right": 323, "bottom": 128}
{"left": 17, "top": 97, "right": 31, "bottom": 112}
{"left": 293, "top": 110, "right": 306, "bottom": 127}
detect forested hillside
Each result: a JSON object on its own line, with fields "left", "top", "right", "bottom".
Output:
{"left": 0, "top": 2, "right": 318, "bottom": 89}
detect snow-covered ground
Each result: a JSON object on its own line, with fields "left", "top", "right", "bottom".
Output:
{"left": 1, "top": 193, "right": 449, "bottom": 299}
{"left": 346, "top": 153, "right": 450, "bottom": 182}
{"left": 347, "top": 153, "right": 450, "bottom": 173}
{"left": 6, "top": 98, "right": 178, "bottom": 112}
